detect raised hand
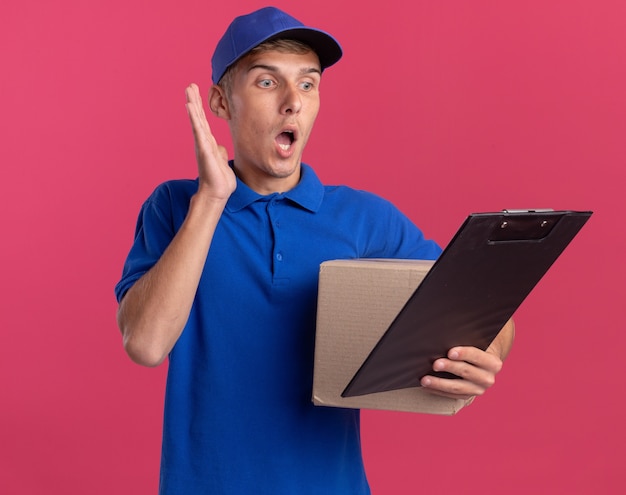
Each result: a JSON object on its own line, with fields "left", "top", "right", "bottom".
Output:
{"left": 185, "top": 83, "right": 236, "bottom": 202}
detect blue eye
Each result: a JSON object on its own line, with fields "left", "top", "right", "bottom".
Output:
{"left": 259, "top": 79, "right": 273, "bottom": 88}
{"left": 301, "top": 82, "right": 313, "bottom": 91}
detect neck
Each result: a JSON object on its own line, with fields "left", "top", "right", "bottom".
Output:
{"left": 232, "top": 161, "right": 302, "bottom": 195}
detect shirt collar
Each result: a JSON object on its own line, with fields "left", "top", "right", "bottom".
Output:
{"left": 225, "top": 163, "right": 324, "bottom": 213}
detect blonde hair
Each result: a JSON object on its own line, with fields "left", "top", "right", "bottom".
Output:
{"left": 217, "top": 39, "right": 315, "bottom": 99}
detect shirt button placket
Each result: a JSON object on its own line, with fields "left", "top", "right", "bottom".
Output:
{"left": 268, "top": 198, "right": 284, "bottom": 275}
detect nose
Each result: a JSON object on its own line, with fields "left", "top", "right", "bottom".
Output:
{"left": 280, "top": 84, "right": 302, "bottom": 115}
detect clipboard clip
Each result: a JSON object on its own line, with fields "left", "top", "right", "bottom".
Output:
{"left": 501, "top": 209, "right": 554, "bottom": 214}
{"left": 492, "top": 209, "right": 558, "bottom": 241}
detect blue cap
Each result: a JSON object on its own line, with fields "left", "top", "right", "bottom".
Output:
{"left": 211, "top": 6, "right": 343, "bottom": 84}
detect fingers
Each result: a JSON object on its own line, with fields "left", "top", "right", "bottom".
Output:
{"left": 185, "top": 84, "right": 212, "bottom": 146}
{"left": 420, "top": 346, "right": 503, "bottom": 400}
{"left": 420, "top": 375, "right": 482, "bottom": 400}
{"left": 185, "top": 83, "right": 225, "bottom": 168}
{"left": 185, "top": 83, "right": 203, "bottom": 109}
{"left": 444, "top": 346, "right": 503, "bottom": 378}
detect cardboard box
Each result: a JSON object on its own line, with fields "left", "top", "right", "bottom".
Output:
{"left": 313, "top": 259, "right": 471, "bottom": 415}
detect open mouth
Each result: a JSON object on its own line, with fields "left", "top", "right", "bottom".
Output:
{"left": 276, "top": 130, "right": 295, "bottom": 151}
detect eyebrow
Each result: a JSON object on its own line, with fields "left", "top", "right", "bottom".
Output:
{"left": 247, "top": 64, "right": 322, "bottom": 76}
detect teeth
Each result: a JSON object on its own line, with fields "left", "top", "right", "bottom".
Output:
{"left": 279, "top": 144, "right": 290, "bottom": 151}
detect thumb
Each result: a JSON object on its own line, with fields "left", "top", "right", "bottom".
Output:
{"left": 217, "top": 145, "right": 229, "bottom": 163}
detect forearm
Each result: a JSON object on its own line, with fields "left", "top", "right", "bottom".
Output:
{"left": 487, "top": 318, "right": 515, "bottom": 361}
{"left": 117, "top": 193, "right": 226, "bottom": 366}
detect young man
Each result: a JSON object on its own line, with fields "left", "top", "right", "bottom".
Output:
{"left": 115, "top": 7, "right": 514, "bottom": 494}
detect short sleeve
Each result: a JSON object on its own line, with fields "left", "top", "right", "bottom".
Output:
{"left": 114, "top": 183, "right": 185, "bottom": 302}
{"left": 359, "top": 193, "right": 442, "bottom": 261}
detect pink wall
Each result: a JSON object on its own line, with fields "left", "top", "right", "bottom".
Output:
{"left": 1, "top": 1, "right": 624, "bottom": 493}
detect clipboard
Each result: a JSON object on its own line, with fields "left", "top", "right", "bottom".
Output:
{"left": 342, "top": 209, "right": 592, "bottom": 398}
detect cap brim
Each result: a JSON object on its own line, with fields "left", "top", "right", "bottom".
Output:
{"left": 265, "top": 27, "right": 343, "bottom": 71}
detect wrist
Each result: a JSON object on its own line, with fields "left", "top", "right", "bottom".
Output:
{"left": 191, "top": 187, "right": 229, "bottom": 209}
{"left": 184, "top": 190, "right": 228, "bottom": 230}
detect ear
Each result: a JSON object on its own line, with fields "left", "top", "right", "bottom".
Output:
{"left": 208, "top": 84, "right": 231, "bottom": 120}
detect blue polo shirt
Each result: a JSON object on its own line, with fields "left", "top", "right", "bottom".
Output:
{"left": 115, "top": 163, "right": 441, "bottom": 494}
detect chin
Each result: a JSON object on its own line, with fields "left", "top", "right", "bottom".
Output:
{"left": 267, "top": 159, "right": 301, "bottom": 179}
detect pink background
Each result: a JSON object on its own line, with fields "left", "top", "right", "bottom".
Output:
{"left": 1, "top": 0, "right": 624, "bottom": 493}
